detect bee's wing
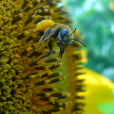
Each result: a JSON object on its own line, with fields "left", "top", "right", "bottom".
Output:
{"left": 39, "top": 28, "right": 52, "bottom": 45}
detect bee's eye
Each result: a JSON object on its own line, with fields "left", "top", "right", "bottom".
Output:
{"left": 60, "top": 29, "right": 68, "bottom": 37}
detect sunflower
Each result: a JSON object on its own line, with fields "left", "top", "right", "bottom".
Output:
{"left": 0, "top": 0, "right": 86, "bottom": 114}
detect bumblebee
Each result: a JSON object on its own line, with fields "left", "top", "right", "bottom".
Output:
{"left": 36, "top": 20, "right": 86, "bottom": 59}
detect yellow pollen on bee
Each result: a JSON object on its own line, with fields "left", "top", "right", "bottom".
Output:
{"left": 36, "top": 19, "right": 56, "bottom": 32}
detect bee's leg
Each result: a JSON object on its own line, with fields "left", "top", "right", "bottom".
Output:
{"left": 36, "top": 40, "right": 53, "bottom": 62}
{"left": 58, "top": 47, "right": 64, "bottom": 58}
{"left": 45, "top": 40, "right": 53, "bottom": 57}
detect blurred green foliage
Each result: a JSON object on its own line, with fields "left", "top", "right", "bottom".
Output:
{"left": 66, "top": 0, "right": 114, "bottom": 81}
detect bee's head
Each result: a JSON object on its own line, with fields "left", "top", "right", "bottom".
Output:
{"left": 56, "top": 29, "right": 67, "bottom": 49}
{"left": 61, "top": 28, "right": 87, "bottom": 47}
{"left": 57, "top": 28, "right": 72, "bottom": 58}
{"left": 57, "top": 28, "right": 87, "bottom": 58}
{"left": 58, "top": 28, "right": 76, "bottom": 48}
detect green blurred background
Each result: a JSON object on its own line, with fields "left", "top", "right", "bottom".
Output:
{"left": 61, "top": 0, "right": 114, "bottom": 81}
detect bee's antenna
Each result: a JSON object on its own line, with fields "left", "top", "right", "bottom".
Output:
{"left": 74, "top": 39, "right": 87, "bottom": 47}
{"left": 68, "top": 28, "right": 77, "bottom": 36}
